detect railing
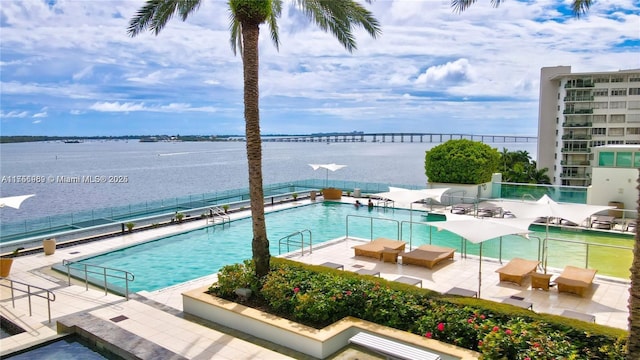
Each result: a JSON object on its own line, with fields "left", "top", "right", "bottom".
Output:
{"left": 544, "top": 237, "right": 633, "bottom": 271}
{"left": 207, "top": 207, "right": 230, "bottom": 226}
{"left": 346, "top": 215, "right": 400, "bottom": 241}
{"left": 62, "top": 260, "right": 135, "bottom": 300}
{"left": 278, "top": 229, "right": 312, "bottom": 256}
{"left": 0, "top": 278, "right": 56, "bottom": 323}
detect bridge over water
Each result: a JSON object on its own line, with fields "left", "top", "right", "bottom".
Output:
{"left": 261, "top": 133, "right": 536, "bottom": 143}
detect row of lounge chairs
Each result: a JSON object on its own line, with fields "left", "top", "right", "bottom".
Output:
{"left": 352, "top": 239, "right": 598, "bottom": 297}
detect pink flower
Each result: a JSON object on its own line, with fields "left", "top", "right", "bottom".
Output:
{"left": 425, "top": 332, "right": 432, "bottom": 338}
{"left": 293, "top": 287, "right": 300, "bottom": 293}
{"left": 492, "top": 326, "right": 499, "bottom": 332}
{"left": 345, "top": 290, "right": 352, "bottom": 296}
{"left": 524, "top": 358, "right": 531, "bottom": 360}
{"left": 480, "top": 314, "right": 486, "bottom": 319}
{"left": 478, "top": 340, "right": 483, "bottom": 347}
{"left": 437, "top": 323, "right": 445, "bottom": 331}
{"left": 467, "top": 318, "right": 474, "bottom": 323}
{"left": 505, "top": 329, "right": 512, "bottom": 335}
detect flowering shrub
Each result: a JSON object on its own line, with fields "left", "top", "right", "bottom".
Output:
{"left": 211, "top": 259, "right": 627, "bottom": 359}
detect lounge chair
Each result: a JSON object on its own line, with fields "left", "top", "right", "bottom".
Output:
{"left": 591, "top": 215, "right": 614, "bottom": 230}
{"left": 400, "top": 244, "right": 455, "bottom": 269}
{"left": 477, "top": 205, "right": 499, "bottom": 218}
{"left": 626, "top": 220, "right": 636, "bottom": 234}
{"left": 495, "top": 258, "right": 540, "bottom": 286}
{"left": 554, "top": 265, "right": 597, "bottom": 297}
{"left": 450, "top": 203, "right": 474, "bottom": 214}
{"left": 352, "top": 238, "right": 406, "bottom": 260}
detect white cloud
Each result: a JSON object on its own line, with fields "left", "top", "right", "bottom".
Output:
{"left": 89, "top": 101, "right": 216, "bottom": 113}
{"left": 32, "top": 111, "right": 47, "bottom": 118}
{"left": 1, "top": 110, "right": 29, "bottom": 118}
{"left": 415, "top": 59, "right": 474, "bottom": 87}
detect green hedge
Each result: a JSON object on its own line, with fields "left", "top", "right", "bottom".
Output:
{"left": 210, "top": 258, "right": 627, "bottom": 359}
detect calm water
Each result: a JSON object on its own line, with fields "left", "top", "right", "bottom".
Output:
{"left": 0, "top": 140, "right": 537, "bottom": 222}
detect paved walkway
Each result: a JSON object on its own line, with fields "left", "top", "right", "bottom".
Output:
{"left": 0, "top": 199, "right": 632, "bottom": 359}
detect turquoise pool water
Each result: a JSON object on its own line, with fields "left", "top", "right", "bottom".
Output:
{"left": 75, "top": 203, "right": 634, "bottom": 292}
{"left": 5, "top": 335, "right": 118, "bottom": 359}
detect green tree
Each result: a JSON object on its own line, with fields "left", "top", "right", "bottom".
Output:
{"left": 128, "top": 0, "right": 380, "bottom": 277}
{"left": 425, "top": 139, "right": 500, "bottom": 184}
{"left": 499, "top": 148, "right": 551, "bottom": 184}
{"left": 453, "top": 2, "right": 640, "bottom": 359}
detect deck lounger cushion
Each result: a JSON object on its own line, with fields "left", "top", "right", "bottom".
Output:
{"left": 451, "top": 203, "right": 473, "bottom": 214}
{"left": 555, "top": 266, "right": 597, "bottom": 297}
{"left": 495, "top": 258, "right": 540, "bottom": 286}
{"left": 401, "top": 245, "right": 455, "bottom": 269}
{"left": 352, "top": 238, "right": 406, "bottom": 260}
{"left": 591, "top": 215, "right": 614, "bottom": 230}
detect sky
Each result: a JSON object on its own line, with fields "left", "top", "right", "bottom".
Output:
{"left": 1, "top": 0, "right": 639, "bottom": 137}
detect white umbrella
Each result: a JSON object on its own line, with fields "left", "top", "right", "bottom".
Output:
{"left": 434, "top": 215, "right": 533, "bottom": 297}
{"left": 372, "top": 187, "right": 450, "bottom": 246}
{"left": 488, "top": 194, "right": 614, "bottom": 272}
{"left": 309, "top": 163, "right": 347, "bottom": 188}
{"left": 0, "top": 194, "right": 35, "bottom": 209}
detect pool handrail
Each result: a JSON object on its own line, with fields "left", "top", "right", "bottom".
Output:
{"left": 0, "top": 278, "right": 56, "bottom": 323}
{"left": 278, "top": 229, "right": 312, "bottom": 256}
{"left": 62, "top": 259, "right": 135, "bottom": 300}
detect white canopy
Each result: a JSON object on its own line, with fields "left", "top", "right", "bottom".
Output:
{"left": 309, "top": 163, "right": 347, "bottom": 187}
{"left": 488, "top": 194, "right": 614, "bottom": 226}
{"left": 433, "top": 215, "right": 533, "bottom": 297}
{"left": 0, "top": 194, "right": 35, "bottom": 209}
{"left": 372, "top": 187, "right": 450, "bottom": 206}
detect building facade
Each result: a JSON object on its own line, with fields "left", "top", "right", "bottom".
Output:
{"left": 538, "top": 66, "right": 640, "bottom": 186}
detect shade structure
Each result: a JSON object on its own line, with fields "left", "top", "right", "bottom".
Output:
{"left": 372, "top": 187, "right": 450, "bottom": 207}
{"left": 309, "top": 163, "right": 347, "bottom": 187}
{"left": 434, "top": 215, "right": 533, "bottom": 297}
{"left": 488, "top": 194, "right": 614, "bottom": 272}
{"left": 373, "top": 187, "right": 450, "bottom": 246}
{"left": 0, "top": 194, "right": 35, "bottom": 209}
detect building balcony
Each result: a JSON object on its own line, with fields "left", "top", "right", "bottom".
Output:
{"left": 560, "top": 160, "right": 590, "bottom": 166}
{"left": 561, "top": 122, "right": 592, "bottom": 127}
{"left": 561, "top": 134, "right": 592, "bottom": 140}
{"left": 563, "top": 109, "right": 594, "bottom": 114}
{"left": 564, "top": 81, "right": 595, "bottom": 88}
{"left": 560, "top": 172, "right": 590, "bottom": 179}
{"left": 564, "top": 96, "right": 594, "bottom": 102}
{"left": 561, "top": 147, "right": 591, "bottom": 153}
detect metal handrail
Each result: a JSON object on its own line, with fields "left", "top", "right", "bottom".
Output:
{"left": 0, "top": 278, "right": 56, "bottom": 323}
{"left": 208, "top": 207, "right": 230, "bottom": 226}
{"left": 544, "top": 237, "right": 633, "bottom": 270}
{"left": 346, "top": 215, "right": 400, "bottom": 240}
{"left": 278, "top": 229, "right": 312, "bottom": 256}
{"left": 62, "top": 259, "right": 135, "bottom": 300}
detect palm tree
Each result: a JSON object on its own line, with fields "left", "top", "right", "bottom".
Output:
{"left": 128, "top": 0, "right": 380, "bottom": 278}
{"left": 452, "top": 1, "right": 640, "bottom": 358}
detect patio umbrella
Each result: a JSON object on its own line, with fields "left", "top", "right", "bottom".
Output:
{"left": 372, "top": 187, "right": 450, "bottom": 246}
{"left": 0, "top": 194, "right": 35, "bottom": 209}
{"left": 488, "top": 195, "right": 614, "bottom": 272}
{"left": 308, "top": 163, "right": 347, "bottom": 188}
{"left": 433, "top": 215, "right": 533, "bottom": 297}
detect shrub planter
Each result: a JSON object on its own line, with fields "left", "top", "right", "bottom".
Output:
{"left": 0, "top": 258, "right": 13, "bottom": 277}
{"left": 182, "top": 286, "right": 477, "bottom": 359}
{"left": 322, "top": 188, "right": 342, "bottom": 200}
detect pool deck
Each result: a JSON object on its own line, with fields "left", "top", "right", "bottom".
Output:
{"left": 0, "top": 198, "right": 633, "bottom": 359}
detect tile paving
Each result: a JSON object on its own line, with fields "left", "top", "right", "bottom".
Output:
{"left": 0, "top": 199, "right": 633, "bottom": 359}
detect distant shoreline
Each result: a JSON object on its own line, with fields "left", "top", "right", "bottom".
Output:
{"left": 0, "top": 135, "right": 239, "bottom": 144}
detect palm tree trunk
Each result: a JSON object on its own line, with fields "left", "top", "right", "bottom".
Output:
{"left": 628, "top": 170, "right": 640, "bottom": 358}
{"left": 242, "top": 22, "right": 270, "bottom": 277}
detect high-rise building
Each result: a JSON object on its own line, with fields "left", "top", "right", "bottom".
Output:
{"left": 537, "top": 66, "right": 640, "bottom": 186}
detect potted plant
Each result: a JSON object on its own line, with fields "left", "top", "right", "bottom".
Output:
{"left": 175, "top": 212, "right": 185, "bottom": 223}
{"left": 125, "top": 222, "right": 135, "bottom": 232}
{"left": 292, "top": 193, "right": 298, "bottom": 200}
{"left": 222, "top": 205, "right": 230, "bottom": 213}
{"left": 1, "top": 247, "right": 24, "bottom": 277}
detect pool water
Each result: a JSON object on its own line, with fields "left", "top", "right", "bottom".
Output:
{"left": 5, "top": 335, "right": 121, "bottom": 359}
{"left": 75, "top": 203, "right": 634, "bottom": 292}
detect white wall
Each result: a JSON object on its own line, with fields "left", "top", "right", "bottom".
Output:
{"left": 588, "top": 167, "right": 638, "bottom": 211}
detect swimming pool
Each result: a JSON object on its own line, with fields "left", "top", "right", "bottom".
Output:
{"left": 4, "top": 335, "right": 120, "bottom": 359}
{"left": 71, "top": 202, "right": 634, "bottom": 292}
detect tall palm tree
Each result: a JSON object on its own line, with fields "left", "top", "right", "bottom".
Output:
{"left": 452, "top": 1, "right": 640, "bottom": 358}
{"left": 128, "top": 0, "right": 380, "bottom": 278}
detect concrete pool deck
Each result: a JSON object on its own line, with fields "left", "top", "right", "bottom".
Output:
{"left": 0, "top": 198, "right": 633, "bottom": 359}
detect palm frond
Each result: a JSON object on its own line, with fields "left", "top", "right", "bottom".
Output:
{"left": 451, "top": 0, "right": 503, "bottom": 14}
{"left": 266, "top": 0, "right": 283, "bottom": 51}
{"left": 229, "top": 16, "right": 243, "bottom": 56}
{"left": 572, "top": 0, "right": 592, "bottom": 18}
{"left": 128, "top": 0, "right": 202, "bottom": 37}
{"left": 296, "top": 0, "right": 381, "bottom": 53}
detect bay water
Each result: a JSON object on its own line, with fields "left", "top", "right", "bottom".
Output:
{"left": 0, "top": 140, "right": 536, "bottom": 223}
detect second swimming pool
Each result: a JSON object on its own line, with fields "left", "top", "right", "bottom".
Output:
{"left": 72, "top": 202, "right": 633, "bottom": 292}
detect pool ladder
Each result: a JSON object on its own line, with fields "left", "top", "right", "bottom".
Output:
{"left": 62, "top": 259, "right": 135, "bottom": 300}
{"left": 207, "top": 207, "right": 230, "bottom": 226}
{"left": 278, "top": 229, "right": 312, "bottom": 256}
{"left": 0, "top": 278, "right": 56, "bottom": 323}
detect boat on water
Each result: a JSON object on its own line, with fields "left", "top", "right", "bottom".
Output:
{"left": 63, "top": 139, "right": 82, "bottom": 143}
